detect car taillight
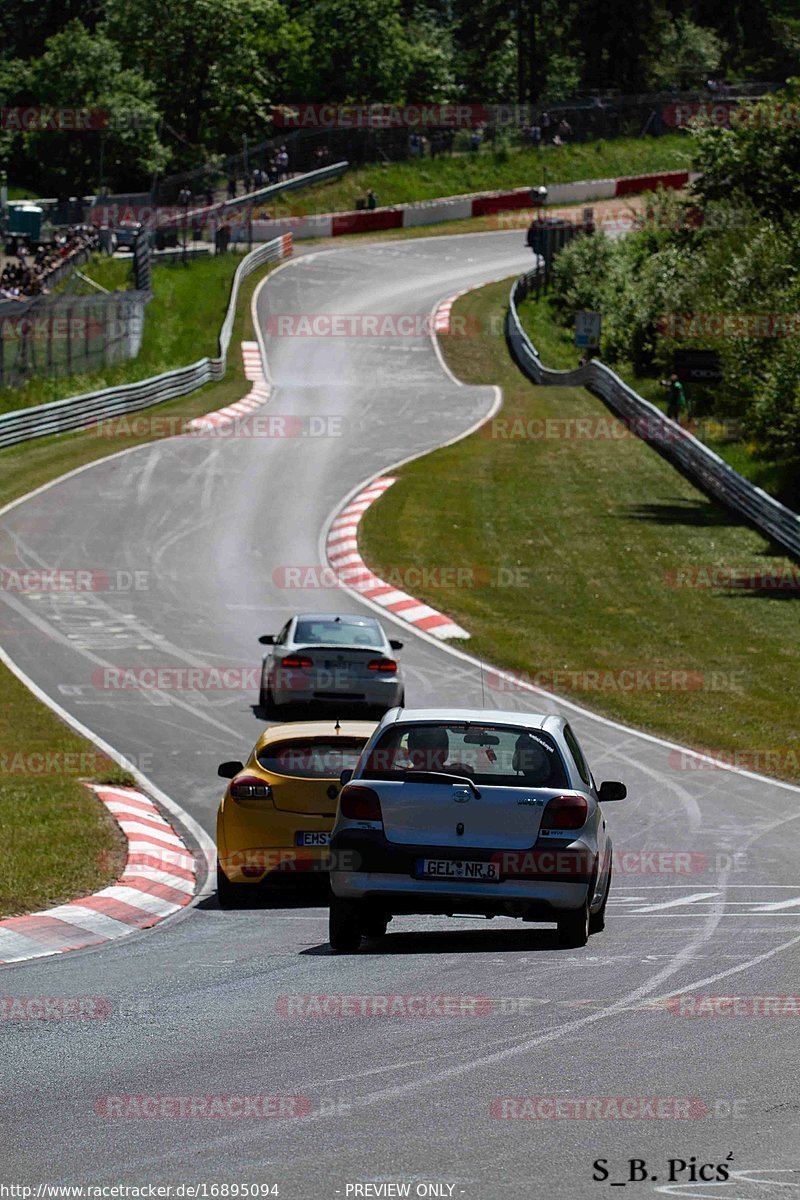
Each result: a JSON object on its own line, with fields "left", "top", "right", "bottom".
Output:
{"left": 540, "top": 794, "right": 588, "bottom": 830}
{"left": 230, "top": 776, "right": 272, "bottom": 801}
{"left": 367, "top": 658, "right": 397, "bottom": 672}
{"left": 281, "top": 655, "right": 313, "bottom": 669}
{"left": 340, "top": 784, "right": 383, "bottom": 821}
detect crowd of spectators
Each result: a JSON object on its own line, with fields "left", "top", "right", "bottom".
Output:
{"left": 224, "top": 146, "right": 294, "bottom": 199}
{"left": 0, "top": 226, "right": 98, "bottom": 301}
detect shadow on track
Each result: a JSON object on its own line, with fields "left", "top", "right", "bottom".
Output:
{"left": 196, "top": 883, "right": 331, "bottom": 912}
{"left": 301, "top": 926, "right": 566, "bottom": 955}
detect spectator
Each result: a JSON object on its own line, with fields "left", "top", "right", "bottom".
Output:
{"left": 470, "top": 128, "right": 482, "bottom": 152}
{"left": 557, "top": 118, "right": 572, "bottom": 142}
{"left": 660, "top": 373, "right": 687, "bottom": 422}
{"left": 540, "top": 111, "right": 552, "bottom": 141}
{"left": 276, "top": 146, "right": 289, "bottom": 180}
{"left": 227, "top": 175, "right": 237, "bottom": 199}
{"left": 1, "top": 224, "right": 97, "bottom": 298}
{"left": 366, "top": 189, "right": 377, "bottom": 210}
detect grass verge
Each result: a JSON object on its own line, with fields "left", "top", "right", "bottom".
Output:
{"left": 1, "top": 253, "right": 240, "bottom": 414}
{"left": 517, "top": 292, "right": 799, "bottom": 509}
{"left": 295, "top": 134, "right": 690, "bottom": 214}
{"left": 0, "top": 669, "right": 131, "bottom": 918}
{"left": 0, "top": 255, "right": 284, "bottom": 917}
{"left": 359, "top": 278, "right": 800, "bottom": 782}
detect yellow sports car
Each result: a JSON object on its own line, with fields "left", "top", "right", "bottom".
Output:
{"left": 216, "top": 719, "right": 375, "bottom": 907}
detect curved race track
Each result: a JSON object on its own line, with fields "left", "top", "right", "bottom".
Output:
{"left": 1, "top": 232, "right": 799, "bottom": 1198}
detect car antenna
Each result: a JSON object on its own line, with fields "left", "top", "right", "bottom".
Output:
{"left": 480, "top": 660, "right": 486, "bottom": 708}
{"left": 334, "top": 719, "right": 341, "bottom": 734}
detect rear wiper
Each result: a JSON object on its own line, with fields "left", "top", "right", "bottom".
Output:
{"left": 402, "top": 771, "right": 482, "bottom": 799}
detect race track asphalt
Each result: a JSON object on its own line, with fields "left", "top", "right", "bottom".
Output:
{"left": 1, "top": 232, "right": 799, "bottom": 1198}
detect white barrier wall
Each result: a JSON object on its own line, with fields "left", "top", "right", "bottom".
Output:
{"left": 403, "top": 196, "right": 475, "bottom": 226}
{"left": 548, "top": 178, "right": 617, "bottom": 204}
{"left": 246, "top": 215, "right": 334, "bottom": 241}
{"left": 247, "top": 170, "right": 690, "bottom": 241}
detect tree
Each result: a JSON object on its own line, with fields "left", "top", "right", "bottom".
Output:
{"left": 0, "top": 0, "right": 105, "bottom": 60}
{"left": 572, "top": 0, "right": 665, "bottom": 94}
{"left": 7, "top": 21, "right": 167, "bottom": 194}
{"left": 649, "top": 16, "right": 725, "bottom": 90}
{"left": 298, "top": 0, "right": 413, "bottom": 101}
{"left": 104, "top": 0, "right": 309, "bottom": 153}
{"left": 690, "top": 84, "right": 800, "bottom": 220}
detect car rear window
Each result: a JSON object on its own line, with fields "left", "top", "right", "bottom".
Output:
{"left": 294, "top": 618, "right": 383, "bottom": 648}
{"left": 257, "top": 738, "right": 366, "bottom": 778}
{"left": 362, "top": 723, "right": 569, "bottom": 789}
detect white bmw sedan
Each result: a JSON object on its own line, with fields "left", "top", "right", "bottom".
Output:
{"left": 328, "top": 708, "right": 625, "bottom": 951}
{"left": 258, "top": 613, "right": 405, "bottom": 719}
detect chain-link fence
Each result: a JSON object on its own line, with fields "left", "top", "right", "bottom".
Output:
{"left": 148, "top": 86, "right": 778, "bottom": 201}
{"left": 0, "top": 289, "right": 150, "bottom": 389}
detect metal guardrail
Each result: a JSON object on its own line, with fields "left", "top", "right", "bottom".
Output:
{"left": 0, "top": 235, "right": 290, "bottom": 450}
{"left": 507, "top": 271, "right": 800, "bottom": 561}
{"left": 146, "top": 161, "right": 349, "bottom": 229}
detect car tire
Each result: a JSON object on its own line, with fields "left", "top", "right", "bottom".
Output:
{"left": 216, "top": 858, "right": 252, "bottom": 909}
{"left": 396, "top": 690, "right": 405, "bottom": 708}
{"left": 589, "top": 860, "right": 612, "bottom": 935}
{"left": 329, "top": 897, "right": 362, "bottom": 952}
{"left": 260, "top": 683, "right": 281, "bottom": 719}
{"left": 557, "top": 899, "right": 590, "bottom": 948}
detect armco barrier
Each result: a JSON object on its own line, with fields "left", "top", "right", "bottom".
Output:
{"left": 0, "top": 234, "right": 292, "bottom": 451}
{"left": 89, "top": 162, "right": 349, "bottom": 231}
{"left": 506, "top": 270, "right": 800, "bottom": 561}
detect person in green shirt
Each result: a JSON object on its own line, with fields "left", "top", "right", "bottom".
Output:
{"left": 660, "top": 373, "right": 687, "bottom": 423}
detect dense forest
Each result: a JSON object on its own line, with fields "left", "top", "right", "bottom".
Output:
{"left": 1, "top": 0, "right": 799, "bottom": 193}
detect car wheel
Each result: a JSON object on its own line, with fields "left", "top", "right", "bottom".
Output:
{"left": 589, "top": 860, "right": 612, "bottom": 935}
{"left": 260, "top": 683, "right": 281, "bottom": 719}
{"left": 216, "top": 858, "right": 252, "bottom": 909}
{"left": 362, "top": 911, "right": 389, "bottom": 940}
{"left": 396, "top": 690, "right": 405, "bottom": 708}
{"left": 329, "top": 896, "right": 362, "bottom": 952}
{"left": 557, "top": 899, "right": 590, "bottom": 948}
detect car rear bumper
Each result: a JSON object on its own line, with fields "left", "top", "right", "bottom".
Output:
{"left": 272, "top": 677, "right": 402, "bottom": 709}
{"left": 330, "top": 829, "right": 596, "bottom": 878}
{"left": 219, "top": 845, "right": 332, "bottom": 883}
{"left": 331, "top": 871, "right": 589, "bottom": 914}
{"left": 329, "top": 828, "right": 596, "bottom": 913}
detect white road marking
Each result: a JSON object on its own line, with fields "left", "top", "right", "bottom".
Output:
{"left": 749, "top": 896, "right": 800, "bottom": 912}
{"left": 631, "top": 892, "right": 721, "bottom": 912}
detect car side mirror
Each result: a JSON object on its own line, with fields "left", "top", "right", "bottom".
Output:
{"left": 258, "top": 634, "right": 275, "bottom": 645}
{"left": 218, "top": 760, "right": 244, "bottom": 779}
{"left": 389, "top": 639, "right": 403, "bottom": 651}
{"left": 339, "top": 768, "right": 353, "bottom": 786}
{"left": 598, "top": 780, "right": 626, "bottom": 802}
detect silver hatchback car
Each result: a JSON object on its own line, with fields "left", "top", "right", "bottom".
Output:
{"left": 258, "top": 613, "right": 405, "bottom": 719}
{"left": 328, "top": 708, "right": 625, "bottom": 950}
